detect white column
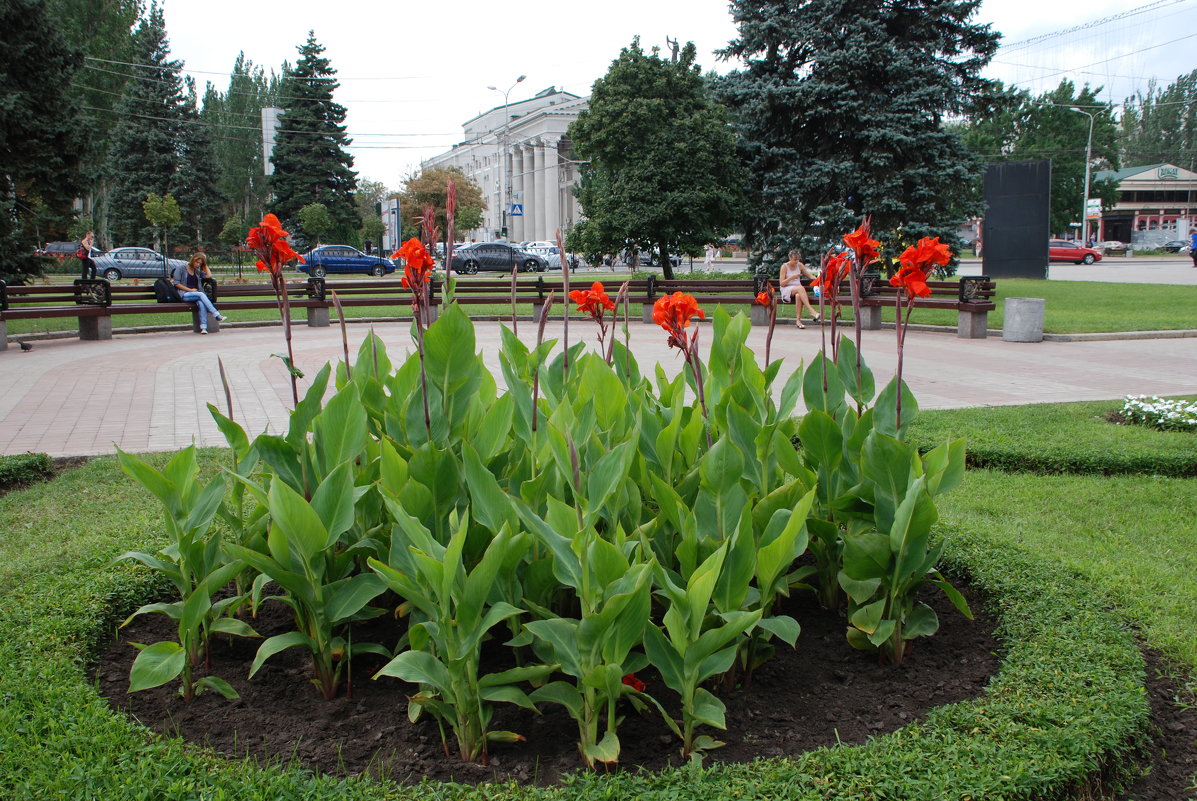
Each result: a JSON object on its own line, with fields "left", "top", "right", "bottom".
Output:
{"left": 543, "top": 139, "right": 561, "bottom": 241}
{"left": 532, "top": 141, "right": 546, "bottom": 241}
{"left": 512, "top": 145, "right": 526, "bottom": 242}
{"left": 525, "top": 142, "right": 539, "bottom": 242}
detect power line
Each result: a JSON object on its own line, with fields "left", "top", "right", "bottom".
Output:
{"left": 997, "top": 0, "right": 1194, "bottom": 53}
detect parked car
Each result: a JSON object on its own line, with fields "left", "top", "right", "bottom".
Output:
{"left": 1161, "top": 240, "right": 1190, "bottom": 254}
{"left": 1094, "top": 240, "right": 1126, "bottom": 254}
{"left": 620, "top": 248, "right": 682, "bottom": 269}
{"left": 449, "top": 243, "right": 547, "bottom": 274}
{"left": 1048, "top": 240, "right": 1102, "bottom": 264}
{"left": 92, "top": 247, "right": 188, "bottom": 281}
{"left": 299, "top": 245, "right": 395, "bottom": 278}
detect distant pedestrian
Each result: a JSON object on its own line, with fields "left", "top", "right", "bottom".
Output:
{"left": 704, "top": 244, "right": 716, "bottom": 270}
{"left": 171, "top": 253, "right": 227, "bottom": 334}
{"left": 1190, "top": 231, "right": 1197, "bottom": 267}
{"left": 77, "top": 231, "right": 97, "bottom": 279}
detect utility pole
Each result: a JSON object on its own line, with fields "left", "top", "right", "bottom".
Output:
{"left": 488, "top": 75, "right": 526, "bottom": 241}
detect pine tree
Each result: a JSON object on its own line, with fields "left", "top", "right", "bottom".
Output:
{"left": 173, "top": 80, "right": 226, "bottom": 247}
{"left": 568, "top": 38, "right": 744, "bottom": 279}
{"left": 717, "top": 0, "right": 999, "bottom": 267}
{"left": 269, "top": 32, "right": 359, "bottom": 245}
{"left": 104, "top": 3, "right": 185, "bottom": 247}
{"left": 0, "top": 0, "right": 85, "bottom": 282}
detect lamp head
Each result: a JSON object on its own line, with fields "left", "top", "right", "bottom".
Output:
{"left": 517, "top": 74, "right": 526, "bottom": 83}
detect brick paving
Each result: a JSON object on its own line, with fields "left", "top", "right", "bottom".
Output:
{"left": 2, "top": 319, "right": 1195, "bottom": 457}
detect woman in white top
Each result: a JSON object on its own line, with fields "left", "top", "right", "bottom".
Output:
{"left": 778, "top": 250, "right": 821, "bottom": 328}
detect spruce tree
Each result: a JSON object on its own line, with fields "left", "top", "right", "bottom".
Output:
{"left": 269, "top": 32, "right": 359, "bottom": 245}
{"left": 201, "top": 53, "right": 277, "bottom": 222}
{"left": 717, "top": 0, "right": 999, "bottom": 267}
{"left": 0, "top": 0, "right": 85, "bottom": 282}
{"left": 104, "top": 3, "right": 185, "bottom": 247}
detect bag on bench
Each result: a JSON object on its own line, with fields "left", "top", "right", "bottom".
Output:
{"left": 153, "top": 277, "right": 178, "bottom": 303}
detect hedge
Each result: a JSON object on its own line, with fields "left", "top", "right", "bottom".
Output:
{"left": 0, "top": 456, "right": 1149, "bottom": 801}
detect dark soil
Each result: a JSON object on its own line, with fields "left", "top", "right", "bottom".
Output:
{"left": 94, "top": 583, "right": 1197, "bottom": 796}
{"left": 97, "top": 584, "right": 1001, "bottom": 785}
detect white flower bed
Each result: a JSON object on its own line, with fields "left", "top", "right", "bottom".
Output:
{"left": 1120, "top": 395, "right": 1197, "bottom": 432}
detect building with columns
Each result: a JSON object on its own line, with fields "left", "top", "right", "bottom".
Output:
{"left": 1091, "top": 163, "right": 1197, "bottom": 246}
{"left": 423, "top": 87, "right": 588, "bottom": 243}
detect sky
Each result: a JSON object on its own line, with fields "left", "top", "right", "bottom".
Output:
{"left": 155, "top": 0, "right": 1197, "bottom": 189}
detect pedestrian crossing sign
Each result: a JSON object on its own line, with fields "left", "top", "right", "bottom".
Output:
{"left": 510, "top": 204, "right": 523, "bottom": 216}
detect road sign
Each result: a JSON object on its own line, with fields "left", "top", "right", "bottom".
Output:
{"left": 510, "top": 204, "right": 523, "bottom": 216}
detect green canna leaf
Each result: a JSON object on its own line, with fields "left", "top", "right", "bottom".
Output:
{"left": 128, "top": 641, "right": 186, "bottom": 692}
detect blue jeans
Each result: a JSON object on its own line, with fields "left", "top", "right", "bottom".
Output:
{"left": 180, "top": 291, "right": 219, "bottom": 329}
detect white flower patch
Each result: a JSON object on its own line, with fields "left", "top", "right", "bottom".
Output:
{"left": 1120, "top": 395, "right": 1197, "bottom": 432}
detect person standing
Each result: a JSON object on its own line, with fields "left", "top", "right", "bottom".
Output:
{"left": 171, "top": 253, "right": 227, "bottom": 334}
{"left": 779, "top": 250, "right": 821, "bottom": 328}
{"left": 77, "top": 231, "right": 97, "bottom": 279}
{"left": 704, "top": 244, "right": 716, "bottom": 270}
{"left": 1190, "top": 230, "right": 1196, "bottom": 267}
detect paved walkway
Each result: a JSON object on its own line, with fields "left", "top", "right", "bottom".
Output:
{"left": 2, "top": 318, "right": 1196, "bottom": 458}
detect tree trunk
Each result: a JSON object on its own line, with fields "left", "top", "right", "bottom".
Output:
{"left": 659, "top": 240, "right": 675, "bottom": 280}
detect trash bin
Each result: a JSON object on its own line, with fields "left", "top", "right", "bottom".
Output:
{"left": 1003, "top": 297, "right": 1045, "bottom": 343}
{"left": 1125, "top": 248, "right": 1133, "bottom": 257}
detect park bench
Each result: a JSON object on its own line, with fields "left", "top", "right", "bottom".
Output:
{"left": 768, "top": 273, "right": 997, "bottom": 339}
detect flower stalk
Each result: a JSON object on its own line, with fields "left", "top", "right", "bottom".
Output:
{"left": 246, "top": 213, "right": 305, "bottom": 406}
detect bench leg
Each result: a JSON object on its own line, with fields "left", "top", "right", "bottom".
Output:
{"left": 859, "top": 306, "right": 882, "bottom": 330}
{"left": 642, "top": 303, "right": 654, "bottom": 324}
{"left": 0, "top": 319, "right": 6, "bottom": 351}
{"left": 192, "top": 309, "right": 220, "bottom": 333}
{"left": 79, "top": 315, "right": 112, "bottom": 341}
{"left": 957, "top": 309, "right": 988, "bottom": 339}
{"left": 426, "top": 304, "right": 439, "bottom": 325}
{"left": 748, "top": 304, "right": 770, "bottom": 326}
{"left": 532, "top": 301, "right": 544, "bottom": 322}
{"left": 307, "top": 306, "right": 330, "bottom": 327}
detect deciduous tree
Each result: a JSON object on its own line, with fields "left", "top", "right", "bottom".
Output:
{"left": 1121, "top": 70, "right": 1197, "bottom": 172}
{"left": 397, "top": 167, "right": 483, "bottom": 242}
{"left": 569, "top": 38, "right": 744, "bottom": 279}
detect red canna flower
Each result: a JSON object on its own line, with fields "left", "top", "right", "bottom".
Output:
{"left": 898, "top": 236, "right": 952, "bottom": 273}
{"left": 754, "top": 290, "right": 770, "bottom": 306}
{"left": 819, "top": 253, "right": 851, "bottom": 294}
{"left": 246, "top": 213, "right": 304, "bottom": 275}
{"left": 394, "top": 237, "right": 436, "bottom": 291}
{"left": 652, "top": 291, "right": 705, "bottom": 336}
{"left": 889, "top": 263, "right": 932, "bottom": 297}
{"left": 843, "top": 223, "right": 880, "bottom": 264}
{"left": 569, "top": 281, "right": 615, "bottom": 319}
{"left": 621, "top": 673, "right": 646, "bottom": 693}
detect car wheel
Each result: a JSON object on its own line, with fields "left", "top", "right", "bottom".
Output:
{"left": 103, "top": 268, "right": 121, "bottom": 281}
{"left": 463, "top": 260, "right": 479, "bottom": 275}
{"left": 1081, "top": 254, "right": 1096, "bottom": 264}
{"left": 524, "top": 259, "right": 539, "bottom": 272}
{"left": 371, "top": 264, "right": 385, "bottom": 277}
{"left": 312, "top": 266, "right": 326, "bottom": 278}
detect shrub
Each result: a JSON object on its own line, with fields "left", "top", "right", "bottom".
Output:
{"left": 0, "top": 452, "right": 54, "bottom": 490}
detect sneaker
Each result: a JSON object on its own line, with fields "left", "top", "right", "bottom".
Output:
{"left": 200, "top": 328, "right": 208, "bottom": 335}
{"left": 215, "top": 313, "right": 227, "bottom": 322}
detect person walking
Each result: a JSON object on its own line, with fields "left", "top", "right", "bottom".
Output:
{"left": 704, "top": 244, "right": 716, "bottom": 270}
{"left": 171, "top": 253, "right": 227, "bottom": 334}
{"left": 1190, "top": 230, "right": 1196, "bottom": 267}
{"left": 779, "top": 250, "right": 821, "bottom": 328}
{"left": 77, "top": 231, "right": 97, "bottom": 279}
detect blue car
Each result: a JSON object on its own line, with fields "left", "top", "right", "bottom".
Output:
{"left": 299, "top": 245, "right": 395, "bottom": 278}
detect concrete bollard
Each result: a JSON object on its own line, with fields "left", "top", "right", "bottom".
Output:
{"left": 1003, "top": 297, "right": 1045, "bottom": 343}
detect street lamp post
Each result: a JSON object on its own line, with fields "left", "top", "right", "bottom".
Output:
{"left": 1068, "top": 106, "right": 1095, "bottom": 245}
{"left": 488, "top": 75, "right": 526, "bottom": 241}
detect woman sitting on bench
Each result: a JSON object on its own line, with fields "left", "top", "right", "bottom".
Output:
{"left": 779, "top": 250, "right": 821, "bottom": 328}
{"left": 171, "top": 254, "right": 227, "bottom": 334}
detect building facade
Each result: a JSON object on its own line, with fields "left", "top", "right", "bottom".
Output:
{"left": 423, "top": 87, "right": 588, "bottom": 243}
{"left": 1092, "top": 163, "right": 1197, "bottom": 246}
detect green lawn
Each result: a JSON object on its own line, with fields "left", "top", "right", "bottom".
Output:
{"left": 916, "top": 399, "right": 1197, "bottom": 673}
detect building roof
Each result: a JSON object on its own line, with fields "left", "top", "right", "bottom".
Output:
{"left": 1094, "top": 163, "right": 1197, "bottom": 182}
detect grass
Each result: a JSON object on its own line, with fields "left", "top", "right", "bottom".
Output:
{"left": 0, "top": 447, "right": 1152, "bottom": 799}
{"left": 908, "top": 397, "right": 1197, "bottom": 476}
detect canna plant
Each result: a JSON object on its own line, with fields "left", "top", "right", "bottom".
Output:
{"left": 112, "top": 447, "right": 257, "bottom": 701}
{"left": 517, "top": 497, "right": 658, "bottom": 767}
{"left": 368, "top": 505, "right": 550, "bottom": 764}
{"left": 643, "top": 541, "right": 763, "bottom": 761}
{"left": 226, "top": 457, "right": 389, "bottom": 700}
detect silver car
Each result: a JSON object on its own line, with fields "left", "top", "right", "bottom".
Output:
{"left": 93, "top": 247, "right": 188, "bottom": 281}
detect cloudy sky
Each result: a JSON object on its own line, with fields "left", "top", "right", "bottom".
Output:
{"left": 156, "top": 0, "right": 1197, "bottom": 188}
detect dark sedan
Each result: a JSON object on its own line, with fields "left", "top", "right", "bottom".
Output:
{"left": 299, "top": 245, "right": 395, "bottom": 278}
{"left": 449, "top": 243, "right": 547, "bottom": 274}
